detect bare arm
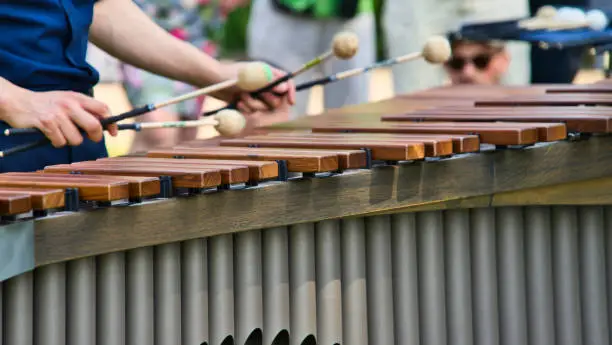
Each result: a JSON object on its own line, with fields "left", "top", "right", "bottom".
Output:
{"left": 0, "top": 0, "right": 293, "bottom": 150}
{"left": 89, "top": 0, "right": 295, "bottom": 109}
{"left": 89, "top": 0, "right": 227, "bottom": 89}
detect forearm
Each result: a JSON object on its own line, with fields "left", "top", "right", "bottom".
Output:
{"left": 0, "top": 77, "right": 26, "bottom": 122}
{"left": 89, "top": 0, "right": 226, "bottom": 88}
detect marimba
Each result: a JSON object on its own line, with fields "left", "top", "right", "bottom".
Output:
{"left": 1, "top": 83, "right": 612, "bottom": 345}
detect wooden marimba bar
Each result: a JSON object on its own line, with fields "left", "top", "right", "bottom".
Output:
{"left": 1, "top": 83, "right": 612, "bottom": 345}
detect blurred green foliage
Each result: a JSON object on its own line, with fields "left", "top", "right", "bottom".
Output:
{"left": 219, "top": 0, "right": 387, "bottom": 60}
{"left": 219, "top": 5, "right": 251, "bottom": 58}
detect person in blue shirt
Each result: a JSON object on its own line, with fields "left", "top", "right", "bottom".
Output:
{"left": 0, "top": 0, "right": 294, "bottom": 172}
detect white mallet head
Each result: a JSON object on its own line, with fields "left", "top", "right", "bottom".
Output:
{"left": 556, "top": 7, "right": 586, "bottom": 22}
{"left": 237, "top": 62, "right": 276, "bottom": 91}
{"left": 331, "top": 31, "right": 359, "bottom": 60}
{"left": 214, "top": 109, "right": 247, "bottom": 136}
{"left": 422, "top": 36, "right": 452, "bottom": 64}
{"left": 536, "top": 5, "right": 557, "bottom": 18}
{"left": 586, "top": 9, "right": 609, "bottom": 31}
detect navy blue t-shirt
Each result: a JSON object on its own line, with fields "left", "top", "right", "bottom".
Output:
{"left": 0, "top": 0, "right": 108, "bottom": 172}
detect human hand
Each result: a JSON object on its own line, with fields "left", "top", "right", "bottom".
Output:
{"left": 240, "top": 98, "right": 291, "bottom": 134}
{"left": 217, "top": 61, "right": 296, "bottom": 115}
{"left": 0, "top": 87, "right": 118, "bottom": 148}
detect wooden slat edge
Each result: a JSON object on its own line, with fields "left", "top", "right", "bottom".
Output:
{"left": 30, "top": 135, "right": 612, "bottom": 268}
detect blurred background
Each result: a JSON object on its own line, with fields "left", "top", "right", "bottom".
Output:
{"left": 90, "top": 1, "right": 607, "bottom": 157}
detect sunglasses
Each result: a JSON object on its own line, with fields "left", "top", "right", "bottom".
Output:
{"left": 445, "top": 54, "right": 492, "bottom": 71}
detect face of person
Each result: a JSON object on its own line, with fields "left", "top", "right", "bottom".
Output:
{"left": 444, "top": 41, "right": 509, "bottom": 85}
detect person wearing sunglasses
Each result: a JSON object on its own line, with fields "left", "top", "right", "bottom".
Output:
{"left": 444, "top": 38, "right": 510, "bottom": 85}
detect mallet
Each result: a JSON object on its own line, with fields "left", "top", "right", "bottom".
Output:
{"left": 201, "top": 30, "right": 360, "bottom": 116}
{"left": 295, "top": 36, "right": 451, "bottom": 91}
{"left": 116, "top": 109, "right": 247, "bottom": 136}
{"left": 0, "top": 63, "right": 273, "bottom": 157}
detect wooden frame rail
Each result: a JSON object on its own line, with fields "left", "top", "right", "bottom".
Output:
{"left": 27, "top": 133, "right": 612, "bottom": 267}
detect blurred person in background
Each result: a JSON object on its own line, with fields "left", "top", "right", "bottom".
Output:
{"left": 382, "top": 0, "right": 530, "bottom": 95}
{"left": 444, "top": 36, "right": 510, "bottom": 85}
{"left": 246, "top": 0, "right": 377, "bottom": 119}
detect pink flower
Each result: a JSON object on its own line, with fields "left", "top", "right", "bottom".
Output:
{"left": 202, "top": 41, "right": 218, "bottom": 56}
{"left": 198, "top": 0, "right": 210, "bottom": 4}
{"left": 170, "top": 28, "right": 188, "bottom": 41}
